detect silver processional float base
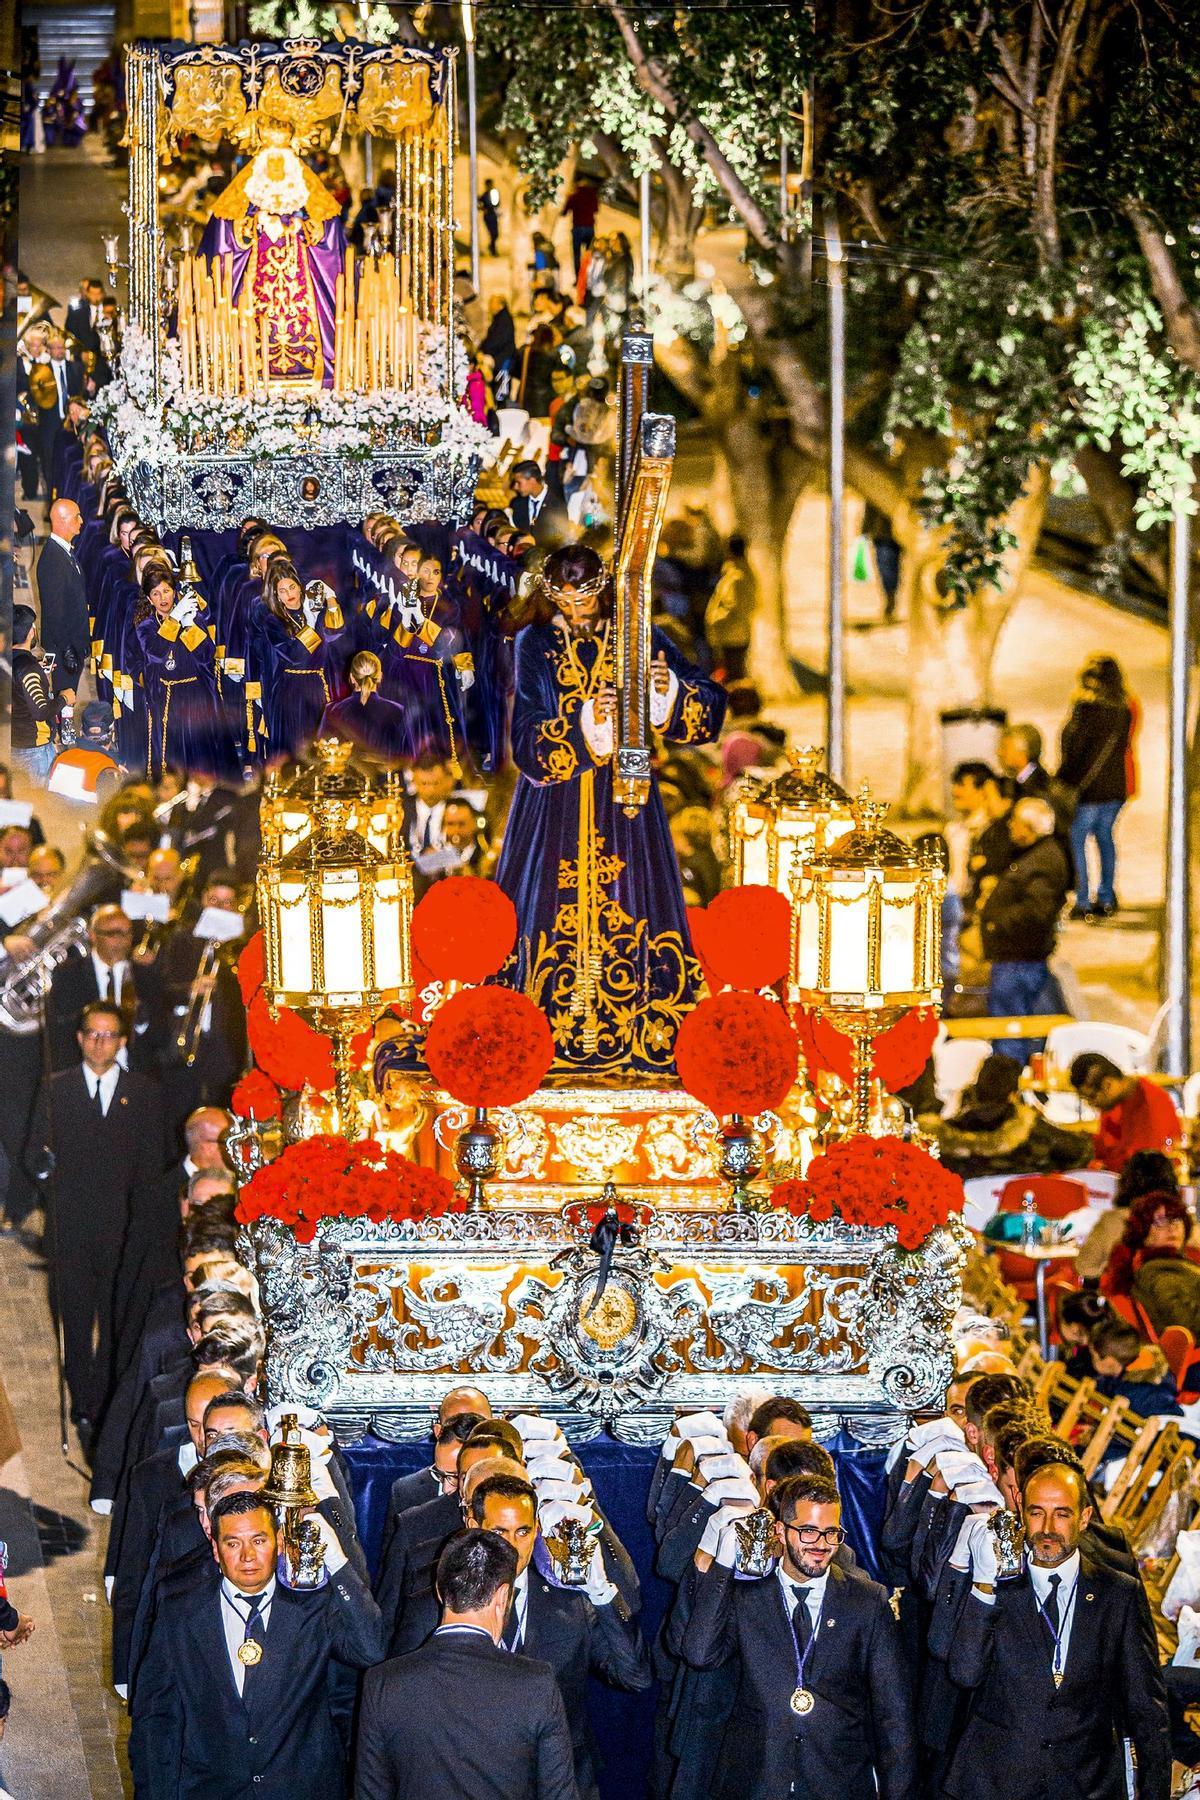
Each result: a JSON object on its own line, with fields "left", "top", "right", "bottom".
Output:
{"left": 237, "top": 1085, "right": 966, "bottom": 1446}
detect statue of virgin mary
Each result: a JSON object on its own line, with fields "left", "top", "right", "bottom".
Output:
{"left": 198, "top": 119, "right": 346, "bottom": 386}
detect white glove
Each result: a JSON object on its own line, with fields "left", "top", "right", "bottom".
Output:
{"left": 678, "top": 1435, "right": 727, "bottom": 1469}
{"left": 307, "top": 1508, "right": 348, "bottom": 1575}
{"left": 648, "top": 665, "right": 679, "bottom": 728}
{"left": 458, "top": 667, "right": 475, "bottom": 692}
{"left": 529, "top": 1458, "right": 583, "bottom": 1492}
{"left": 266, "top": 1403, "right": 324, "bottom": 1435}
{"left": 171, "top": 593, "right": 199, "bottom": 628}
{"left": 703, "top": 1474, "right": 760, "bottom": 1508}
{"left": 950, "top": 1508, "right": 998, "bottom": 1571}
{"left": 533, "top": 1476, "right": 587, "bottom": 1506}
{"left": 580, "top": 697, "right": 613, "bottom": 761}
{"left": 935, "top": 1449, "right": 990, "bottom": 1491}
{"left": 697, "top": 1497, "right": 758, "bottom": 1560}
{"left": 696, "top": 1451, "right": 753, "bottom": 1485}
{"left": 955, "top": 1478, "right": 1004, "bottom": 1509}
{"left": 91, "top": 1498, "right": 113, "bottom": 1516}
{"left": 512, "top": 1414, "right": 563, "bottom": 1444}
{"left": 583, "top": 1540, "right": 617, "bottom": 1607}
{"left": 909, "top": 1417, "right": 965, "bottom": 1453}
{"left": 670, "top": 1413, "right": 727, "bottom": 1444}
{"left": 911, "top": 1428, "right": 967, "bottom": 1470}
{"left": 308, "top": 1454, "right": 338, "bottom": 1504}
{"left": 968, "top": 1515, "right": 999, "bottom": 1588}
{"left": 538, "top": 1499, "right": 594, "bottom": 1538}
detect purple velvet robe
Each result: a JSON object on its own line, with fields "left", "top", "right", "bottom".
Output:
{"left": 197, "top": 211, "right": 345, "bottom": 387}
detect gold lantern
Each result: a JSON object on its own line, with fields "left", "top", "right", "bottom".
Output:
{"left": 729, "top": 745, "right": 856, "bottom": 898}
{"left": 258, "top": 785, "right": 414, "bottom": 1136}
{"left": 261, "top": 738, "right": 407, "bottom": 862}
{"left": 790, "top": 786, "right": 943, "bottom": 1132}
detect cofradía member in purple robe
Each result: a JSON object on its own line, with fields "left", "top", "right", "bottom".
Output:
{"left": 126, "top": 567, "right": 239, "bottom": 783}
{"left": 249, "top": 560, "right": 348, "bottom": 765}
{"left": 197, "top": 122, "right": 345, "bottom": 386}
{"left": 319, "top": 651, "right": 407, "bottom": 764}
{"left": 495, "top": 544, "right": 726, "bottom": 1078}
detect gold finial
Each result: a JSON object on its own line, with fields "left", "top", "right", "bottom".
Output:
{"left": 787, "top": 744, "right": 824, "bottom": 784}
{"left": 852, "top": 781, "right": 889, "bottom": 836}
{"left": 314, "top": 737, "right": 355, "bottom": 774}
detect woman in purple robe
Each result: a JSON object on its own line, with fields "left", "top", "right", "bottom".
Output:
{"left": 495, "top": 544, "right": 726, "bottom": 1078}
{"left": 318, "top": 651, "right": 407, "bottom": 764}
{"left": 249, "top": 558, "right": 347, "bottom": 765}
{"left": 126, "top": 568, "right": 238, "bottom": 782}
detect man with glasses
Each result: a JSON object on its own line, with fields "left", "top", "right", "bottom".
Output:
{"left": 1069, "top": 1051, "right": 1181, "bottom": 1174}
{"left": 680, "top": 1472, "right": 916, "bottom": 1800}
{"left": 26, "top": 998, "right": 166, "bottom": 1447}
{"left": 46, "top": 903, "right": 143, "bottom": 1071}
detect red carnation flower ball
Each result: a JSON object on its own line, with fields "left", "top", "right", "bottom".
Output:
{"left": 236, "top": 930, "right": 265, "bottom": 1005}
{"left": 246, "top": 990, "right": 336, "bottom": 1093}
{"left": 424, "top": 985, "right": 554, "bottom": 1109}
{"left": 699, "top": 885, "right": 792, "bottom": 990}
{"left": 411, "top": 881, "right": 518, "bottom": 984}
{"left": 675, "top": 991, "right": 799, "bottom": 1116}
{"left": 231, "top": 1068, "right": 281, "bottom": 1121}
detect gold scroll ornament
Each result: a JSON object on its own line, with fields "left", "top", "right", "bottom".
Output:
{"left": 352, "top": 62, "right": 434, "bottom": 137}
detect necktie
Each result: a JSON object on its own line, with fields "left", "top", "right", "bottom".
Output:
{"left": 1041, "top": 1572, "right": 1061, "bottom": 1640}
{"left": 99, "top": 966, "right": 110, "bottom": 1000}
{"left": 791, "top": 1594, "right": 812, "bottom": 1656}
{"left": 420, "top": 809, "right": 434, "bottom": 851}
{"left": 91, "top": 1078, "right": 105, "bottom": 1117}
{"left": 55, "top": 363, "right": 66, "bottom": 411}
{"left": 501, "top": 1597, "right": 521, "bottom": 1652}
{"left": 241, "top": 1593, "right": 267, "bottom": 1688}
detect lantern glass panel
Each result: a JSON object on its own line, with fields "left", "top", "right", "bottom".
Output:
{"left": 276, "top": 874, "right": 314, "bottom": 991}
{"left": 372, "top": 876, "right": 407, "bottom": 993}
{"left": 880, "top": 876, "right": 921, "bottom": 995}
{"left": 321, "top": 871, "right": 368, "bottom": 995}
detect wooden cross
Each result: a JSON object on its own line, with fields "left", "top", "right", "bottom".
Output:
{"left": 612, "top": 327, "right": 676, "bottom": 817}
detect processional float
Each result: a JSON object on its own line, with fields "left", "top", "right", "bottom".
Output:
{"left": 228, "top": 303, "right": 961, "bottom": 1444}
{"left": 100, "top": 36, "right": 489, "bottom": 530}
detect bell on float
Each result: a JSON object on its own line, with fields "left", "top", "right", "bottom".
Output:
{"left": 263, "top": 1414, "right": 318, "bottom": 1511}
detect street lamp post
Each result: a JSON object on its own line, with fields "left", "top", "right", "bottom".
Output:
{"left": 1166, "top": 474, "right": 1193, "bottom": 1077}
{"left": 461, "top": 0, "right": 481, "bottom": 296}
{"left": 639, "top": 169, "right": 652, "bottom": 308}
{"left": 825, "top": 208, "right": 846, "bottom": 783}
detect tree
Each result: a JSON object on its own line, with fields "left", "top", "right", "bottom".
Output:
{"left": 484, "top": 0, "right": 1200, "bottom": 805}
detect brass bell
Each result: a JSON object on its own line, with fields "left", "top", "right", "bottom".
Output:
{"left": 263, "top": 1418, "right": 318, "bottom": 1511}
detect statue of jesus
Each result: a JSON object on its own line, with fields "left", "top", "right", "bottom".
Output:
{"left": 495, "top": 543, "right": 726, "bottom": 1078}
{"left": 198, "top": 118, "right": 346, "bottom": 386}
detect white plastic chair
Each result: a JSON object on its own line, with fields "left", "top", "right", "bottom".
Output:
{"left": 1184, "top": 1071, "right": 1200, "bottom": 1122}
{"left": 932, "top": 1032, "right": 991, "bottom": 1115}
{"left": 1044, "top": 1021, "right": 1150, "bottom": 1074}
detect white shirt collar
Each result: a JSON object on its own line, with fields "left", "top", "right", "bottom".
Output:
{"left": 91, "top": 950, "right": 126, "bottom": 1000}
{"left": 222, "top": 1573, "right": 276, "bottom": 1612}
{"left": 50, "top": 532, "right": 77, "bottom": 556}
{"left": 177, "top": 1439, "right": 199, "bottom": 1476}
{"left": 777, "top": 1563, "right": 829, "bottom": 1616}
{"left": 83, "top": 1062, "right": 121, "bottom": 1111}
{"left": 1029, "top": 1549, "right": 1080, "bottom": 1601}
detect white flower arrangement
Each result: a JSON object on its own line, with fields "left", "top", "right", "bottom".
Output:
{"left": 95, "top": 323, "right": 492, "bottom": 475}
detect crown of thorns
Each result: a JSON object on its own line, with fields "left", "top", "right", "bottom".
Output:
{"left": 538, "top": 567, "right": 609, "bottom": 602}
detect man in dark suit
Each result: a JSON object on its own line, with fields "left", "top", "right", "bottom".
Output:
{"left": 509, "top": 460, "right": 571, "bottom": 549}
{"left": 380, "top": 1391, "right": 491, "bottom": 1553}
{"left": 680, "top": 1473, "right": 917, "bottom": 1800}
{"left": 130, "top": 1489, "right": 384, "bottom": 1799}
{"left": 35, "top": 497, "right": 88, "bottom": 701}
{"left": 944, "top": 1461, "right": 1170, "bottom": 1800}
{"left": 355, "top": 1527, "right": 579, "bottom": 1800}
{"left": 26, "top": 997, "right": 166, "bottom": 1435}
{"left": 392, "top": 1472, "right": 649, "bottom": 1799}
{"left": 65, "top": 278, "right": 105, "bottom": 354}
{"left": 46, "top": 903, "right": 143, "bottom": 1070}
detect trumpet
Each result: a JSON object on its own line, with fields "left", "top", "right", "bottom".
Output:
{"left": 175, "top": 939, "right": 221, "bottom": 1067}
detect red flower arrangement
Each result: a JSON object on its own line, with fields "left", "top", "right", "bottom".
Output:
{"left": 424, "top": 985, "right": 554, "bottom": 1108}
{"left": 793, "top": 1005, "right": 938, "bottom": 1095}
{"left": 246, "top": 989, "right": 336, "bottom": 1093}
{"left": 697, "top": 885, "right": 792, "bottom": 990}
{"left": 412, "top": 880, "right": 518, "bottom": 984}
{"left": 231, "top": 1068, "right": 282, "bottom": 1122}
{"left": 236, "top": 1133, "right": 461, "bottom": 1243}
{"left": 236, "top": 931, "right": 265, "bottom": 1005}
{"left": 675, "top": 991, "right": 799, "bottom": 1117}
{"left": 770, "top": 1135, "right": 964, "bottom": 1251}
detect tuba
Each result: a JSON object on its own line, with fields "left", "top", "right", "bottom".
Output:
{"left": 0, "top": 829, "right": 141, "bottom": 1036}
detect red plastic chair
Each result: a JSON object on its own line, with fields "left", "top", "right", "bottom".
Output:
{"left": 1159, "top": 1324, "right": 1195, "bottom": 1392}
{"left": 993, "top": 1177, "right": 1089, "bottom": 1305}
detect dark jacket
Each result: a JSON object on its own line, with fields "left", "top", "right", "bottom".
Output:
{"left": 1058, "top": 698, "right": 1132, "bottom": 806}
{"left": 944, "top": 1548, "right": 1170, "bottom": 1800}
{"left": 11, "top": 645, "right": 54, "bottom": 748}
{"left": 980, "top": 837, "right": 1071, "bottom": 964}
{"left": 354, "top": 1628, "right": 580, "bottom": 1800}
{"left": 129, "top": 1562, "right": 385, "bottom": 1800}
{"left": 35, "top": 535, "right": 89, "bottom": 692}
{"left": 680, "top": 1561, "right": 917, "bottom": 1800}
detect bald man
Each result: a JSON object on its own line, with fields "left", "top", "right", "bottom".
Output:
{"left": 36, "top": 498, "right": 88, "bottom": 701}
{"left": 46, "top": 903, "right": 138, "bottom": 1070}
{"left": 382, "top": 1387, "right": 495, "bottom": 1530}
